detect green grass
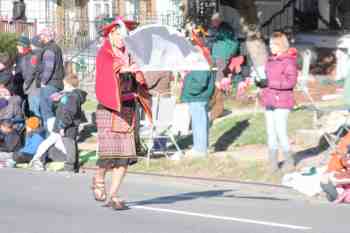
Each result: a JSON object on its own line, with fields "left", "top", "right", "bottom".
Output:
{"left": 78, "top": 105, "right": 313, "bottom": 184}
{"left": 79, "top": 152, "right": 282, "bottom": 183}
{"left": 82, "top": 99, "right": 98, "bottom": 112}
{"left": 209, "top": 110, "right": 313, "bottom": 151}
{"left": 129, "top": 156, "right": 282, "bottom": 184}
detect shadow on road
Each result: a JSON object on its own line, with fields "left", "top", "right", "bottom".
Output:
{"left": 130, "top": 189, "right": 288, "bottom": 206}
{"left": 131, "top": 190, "right": 232, "bottom": 206}
{"left": 224, "top": 194, "right": 289, "bottom": 201}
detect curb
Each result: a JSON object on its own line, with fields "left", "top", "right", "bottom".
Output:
{"left": 81, "top": 166, "right": 291, "bottom": 190}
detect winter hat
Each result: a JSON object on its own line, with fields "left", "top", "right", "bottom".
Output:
{"left": 17, "top": 35, "right": 31, "bottom": 48}
{"left": 39, "top": 27, "right": 56, "bottom": 41}
{"left": 26, "top": 117, "right": 40, "bottom": 130}
{"left": 101, "top": 16, "right": 129, "bottom": 38}
{"left": 31, "top": 35, "right": 43, "bottom": 48}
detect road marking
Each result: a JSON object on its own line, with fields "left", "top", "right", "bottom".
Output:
{"left": 132, "top": 205, "right": 312, "bottom": 231}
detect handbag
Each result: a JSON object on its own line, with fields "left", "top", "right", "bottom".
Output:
{"left": 111, "top": 107, "right": 136, "bottom": 133}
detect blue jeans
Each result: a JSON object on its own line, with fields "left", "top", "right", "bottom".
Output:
{"left": 40, "top": 85, "right": 59, "bottom": 125}
{"left": 265, "top": 109, "right": 290, "bottom": 153}
{"left": 189, "top": 102, "right": 209, "bottom": 154}
{"left": 28, "top": 94, "right": 40, "bottom": 117}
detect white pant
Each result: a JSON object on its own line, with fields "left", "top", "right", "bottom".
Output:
{"left": 32, "top": 132, "right": 66, "bottom": 162}
{"left": 265, "top": 109, "right": 290, "bottom": 152}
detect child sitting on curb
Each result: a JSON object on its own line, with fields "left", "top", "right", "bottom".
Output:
{"left": 0, "top": 120, "right": 21, "bottom": 168}
{"left": 11, "top": 117, "right": 44, "bottom": 165}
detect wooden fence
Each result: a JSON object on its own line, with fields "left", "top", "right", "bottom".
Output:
{"left": 0, "top": 20, "right": 37, "bottom": 37}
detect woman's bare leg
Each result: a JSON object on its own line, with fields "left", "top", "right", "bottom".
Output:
{"left": 109, "top": 165, "right": 128, "bottom": 199}
{"left": 92, "top": 168, "right": 107, "bottom": 201}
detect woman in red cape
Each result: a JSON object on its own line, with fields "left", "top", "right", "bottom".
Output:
{"left": 92, "top": 18, "right": 151, "bottom": 210}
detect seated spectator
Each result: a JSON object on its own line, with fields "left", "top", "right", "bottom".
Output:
{"left": 0, "top": 120, "right": 21, "bottom": 168}
{"left": 0, "top": 53, "right": 12, "bottom": 87}
{"left": 30, "top": 75, "right": 86, "bottom": 172}
{"left": 321, "top": 132, "right": 350, "bottom": 202}
{"left": 0, "top": 91, "right": 23, "bottom": 123}
{"left": 11, "top": 117, "right": 44, "bottom": 165}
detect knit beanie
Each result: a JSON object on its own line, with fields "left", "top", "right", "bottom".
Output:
{"left": 17, "top": 35, "right": 31, "bottom": 48}
{"left": 31, "top": 35, "right": 43, "bottom": 48}
{"left": 26, "top": 117, "right": 40, "bottom": 130}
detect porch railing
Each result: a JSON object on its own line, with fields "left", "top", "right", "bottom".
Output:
{"left": 0, "top": 19, "right": 37, "bottom": 37}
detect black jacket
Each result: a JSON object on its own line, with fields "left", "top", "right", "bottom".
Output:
{"left": 53, "top": 89, "right": 87, "bottom": 139}
{"left": 41, "top": 42, "right": 64, "bottom": 90}
{"left": 15, "top": 52, "right": 35, "bottom": 96}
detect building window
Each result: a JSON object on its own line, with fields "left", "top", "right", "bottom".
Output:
{"left": 104, "top": 3, "right": 110, "bottom": 15}
{"left": 95, "top": 3, "right": 102, "bottom": 16}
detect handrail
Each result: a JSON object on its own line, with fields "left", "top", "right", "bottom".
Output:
{"left": 260, "top": 0, "right": 297, "bottom": 29}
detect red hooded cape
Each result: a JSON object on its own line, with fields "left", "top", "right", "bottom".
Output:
{"left": 95, "top": 39, "right": 124, "bottom": 112}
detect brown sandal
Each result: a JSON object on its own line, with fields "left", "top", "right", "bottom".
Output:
{"left": 105, "top": 196, "right": 129, "bottom": 211}
{"left": 91, "top": 177, "right": 107, "bottom": 202}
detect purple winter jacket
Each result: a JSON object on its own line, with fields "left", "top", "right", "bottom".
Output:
{"left": 261, "top": 49, "right": 298, "bottom": 109}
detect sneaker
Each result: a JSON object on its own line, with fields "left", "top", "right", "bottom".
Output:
{"left": 5, "top": 159, "right": 16, "bottom": 168}
{"left": 31, "top": 160, "right": 44, "bottom": 171}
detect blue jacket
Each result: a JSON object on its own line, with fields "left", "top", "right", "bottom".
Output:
{"left": 19, "top": 132, "right": 45, "bottom": 156}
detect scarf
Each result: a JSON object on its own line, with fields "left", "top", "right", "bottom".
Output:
{"left": 96, "top": 39, "right": 152, "bottom": 127}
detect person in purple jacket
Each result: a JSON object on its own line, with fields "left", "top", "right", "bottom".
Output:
{"left": 38, "top": 28, "right": 64, "bottom": 131}
{"left": 261, "top": 32, "right": 298, "bottom": 173}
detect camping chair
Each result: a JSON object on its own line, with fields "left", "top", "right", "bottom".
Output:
{"left": 139, "top": 93, "right": 183, "bottom": 166}
{"left": 298, "top": 49, "right": 350, "bottom": 152}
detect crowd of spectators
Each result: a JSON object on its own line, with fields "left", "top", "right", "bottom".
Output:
{"left": 0, "top": 28, "right": 86, "bottom": 172}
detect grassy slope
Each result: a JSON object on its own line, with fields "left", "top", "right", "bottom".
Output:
{"left": 79, "top": 109, "right": 313, "bottom": 183}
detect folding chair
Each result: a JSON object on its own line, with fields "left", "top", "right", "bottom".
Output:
{"left": 298, "top": 49, "right": 350, "bottom": 152}
{"left": 139, "top": 93, "right": 183, "bottom": 166}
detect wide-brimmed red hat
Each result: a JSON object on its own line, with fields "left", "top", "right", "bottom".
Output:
{"left": 102, "top": 16, "right": 138, "bottom": 37}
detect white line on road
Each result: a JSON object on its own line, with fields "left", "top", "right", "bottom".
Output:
{"left": 132, "top": 205, "right": 312, "bottom": 231}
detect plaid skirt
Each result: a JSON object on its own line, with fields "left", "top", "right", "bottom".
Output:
{"left": 96, "top": 105, "right": 138, "bottom": 163}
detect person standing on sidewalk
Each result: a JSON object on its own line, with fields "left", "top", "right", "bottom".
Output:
{"left": 261, "top": 32, "right": 298, "bottom": 173}
{"left": 38, "top": 28, "right": 64, "bottom": 129}
{"left": 15, "top": 35, "right": 42, "bottom": 117}
{"left": 181, "top": 70, "right": 215, "bottom": 158}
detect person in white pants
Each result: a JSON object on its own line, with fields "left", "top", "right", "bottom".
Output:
{"left": 29, "top": 117, "right": 66, "bottom": 170}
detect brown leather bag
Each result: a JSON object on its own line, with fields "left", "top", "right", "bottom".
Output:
{"left": 111, "top": 107, "right": 136, "bottom": 133}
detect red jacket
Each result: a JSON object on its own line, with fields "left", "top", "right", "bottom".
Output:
{"left": 261, "top": 49, "right": 298, "bottom": 109}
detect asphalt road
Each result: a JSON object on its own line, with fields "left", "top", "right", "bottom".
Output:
{"left": 0, "top": 169, "right": 349, "bottom": 233}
